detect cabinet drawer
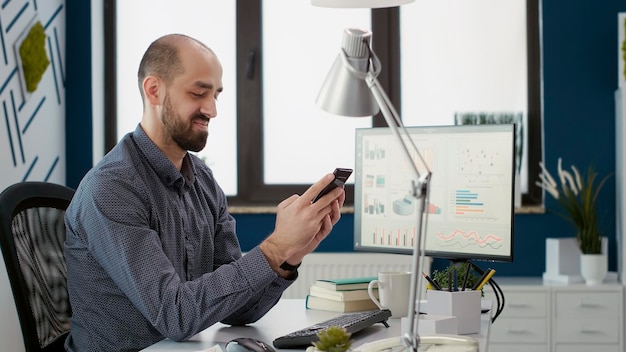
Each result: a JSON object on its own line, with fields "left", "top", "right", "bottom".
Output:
{"left": 484, "top": 291, "right": 547, "bottom": 318}
{"left": 489, "top": 343, "right": 549, "bottom": 352}
{"left": 489, "top": 317, "right": 547, "bottom": 343}
{"left": 554, "top": 292, "right": 621, "bottom": 318}
{"left": 555, "top": 344, "right": 622, "bottom": 352}
{"left": 554, "top": 317, "right": 619, "bottom": 343}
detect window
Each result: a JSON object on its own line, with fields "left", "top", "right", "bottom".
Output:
{"left": 400, "top": 0, "right": 542, "bottom": 206}
{"left": 105, "top": 0, "right": 542, "bottom": 209}
{"left": 262, "top": 1, "right": 371, "bottom": 184}
{"left": 112, "top": 1, "right": 237, "bottom": 194}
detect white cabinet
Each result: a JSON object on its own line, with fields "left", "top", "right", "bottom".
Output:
{"left": 484, "top": 278, "right": 550, "bottom": 352}
{"left": 553, "top": 286, "right": 623, "bottom": 352}
{"left": 483, "top": 277, "right": 623, "bottom": 352}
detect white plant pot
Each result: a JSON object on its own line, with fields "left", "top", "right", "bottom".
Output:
{"left": 580, "top": 253, "right": 608, "bottom": 285}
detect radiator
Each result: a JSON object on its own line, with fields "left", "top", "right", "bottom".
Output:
{"left": 281, "top": 252, "right": 431, "bottom": 299}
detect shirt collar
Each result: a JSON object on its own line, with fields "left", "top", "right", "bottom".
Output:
{"left": 131, "top": 124, "right": 197, "bottom": 192}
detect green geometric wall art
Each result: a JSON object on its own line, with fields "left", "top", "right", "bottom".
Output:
{"left": 19, "top": 21, "right": 50, "bottom": 93}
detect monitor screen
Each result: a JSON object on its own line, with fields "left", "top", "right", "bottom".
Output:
{"left": 354, "top": 124, "right": 515, "bottom": 262}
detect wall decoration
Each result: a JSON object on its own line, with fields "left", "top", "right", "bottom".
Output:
{"left": 14, "top": 17, "right": 50, "bottom": 100}
{"left": 1, "top": 2, "right": 67, "bottom": 190}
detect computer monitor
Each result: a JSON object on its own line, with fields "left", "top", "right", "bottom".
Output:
{"left": 354, "top": 124, "right": 515, "bottom": 262}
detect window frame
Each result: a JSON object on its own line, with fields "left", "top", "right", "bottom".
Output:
{"left": 103, "top": 0, "right": 542, "bottom": 210}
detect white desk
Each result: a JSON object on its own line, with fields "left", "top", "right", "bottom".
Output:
{"left": 142, "top": 299, "right": 492, "bottom": 352}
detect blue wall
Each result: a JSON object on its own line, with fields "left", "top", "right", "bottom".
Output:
{"left": 66, "top": 1, "right": 626, "bottom": 277}
{"left": 66, "top": 0, "right": 93, "bottom": 188}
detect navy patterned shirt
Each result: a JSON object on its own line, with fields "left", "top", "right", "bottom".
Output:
{"left": 64, "top": 125, "right": 292, "bottom": 351}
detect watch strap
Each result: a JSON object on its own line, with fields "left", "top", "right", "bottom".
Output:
{"left": 279, "top": 261, "right": 301, "bottom": 272}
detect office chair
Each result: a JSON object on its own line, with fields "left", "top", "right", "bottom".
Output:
{"left": 0, "top": 181, "right": 75, "bottom": 352}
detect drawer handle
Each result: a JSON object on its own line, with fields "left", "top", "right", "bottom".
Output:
{"left": 578, "top": 300, "right": 600, "bottom": 308}
{"left": 508, "top": 303, "right": 529, "bottom": 308}
{"left": 507, "top": 328, "right": 529, "bottom": 334}
{"left": 580, "top": 326, "right": 601, "bottom": 334}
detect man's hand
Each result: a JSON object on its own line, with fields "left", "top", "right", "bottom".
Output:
{"left": 259, "top": 173, "right": 346, "bottom": 275}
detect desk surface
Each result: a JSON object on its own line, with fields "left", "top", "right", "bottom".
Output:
{"left": 141, "top": 299, "right": 491, "bottom": 352}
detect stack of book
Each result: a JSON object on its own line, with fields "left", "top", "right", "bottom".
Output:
{"left": 305, "top": 276, "right": 380, "bottom": 313}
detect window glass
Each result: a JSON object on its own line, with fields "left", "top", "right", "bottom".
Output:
{"left": 400, "top": 0, "right": 529, "bottom": 192}
{"left": 262, "top": 1, "right": 372, "bottom": 184}
{"left": 116, "top": 1, "right": 237, "bottom": 194}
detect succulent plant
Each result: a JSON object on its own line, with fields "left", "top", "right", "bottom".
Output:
{"left": 311, "top": 326, "right": 352, "bottom": 352}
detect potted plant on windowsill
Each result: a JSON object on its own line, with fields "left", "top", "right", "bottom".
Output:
{"left": 536, "top": 158, "right": 613, "bottom": 285}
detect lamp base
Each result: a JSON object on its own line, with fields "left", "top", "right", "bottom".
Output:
{"left": 353, "top": 335, "right": 478, "bottom": 352}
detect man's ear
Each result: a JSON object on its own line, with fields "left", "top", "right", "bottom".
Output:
{"left": 143, "top": 76, "right": 162, "bottom": 106}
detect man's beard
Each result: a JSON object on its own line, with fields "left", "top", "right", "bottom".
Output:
{"left": 162, "top": 93, "right": 209, "bottom": 152}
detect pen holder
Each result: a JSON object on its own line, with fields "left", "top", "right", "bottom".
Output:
{"left": 423, "top": 289, "right": 481, "bottom": 334}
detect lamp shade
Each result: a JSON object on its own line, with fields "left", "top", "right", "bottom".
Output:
{"left": 316, "top": 28, "right": 380, "bottom": 117}
{"left": 312, "top": 0, "right": 414, "bottom": 8}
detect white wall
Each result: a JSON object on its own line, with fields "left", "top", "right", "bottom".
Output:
{"left": 0, "top": 2, "right": 67, "bottom": 350}
{"left": 91, "top": 0, "right": 104, "bottom": 163}
{"left": 0, "top": 1, "right": 67, "bottom": 191}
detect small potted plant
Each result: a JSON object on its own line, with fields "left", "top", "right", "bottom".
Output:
{"left": 536, "top": 158, "right": 612, "bottom": 284}
{"left": 431, "top": 262, "right": 481, "bottom": 293}
{"left": 306, "top": 326, "right": 352, "bottom": 352}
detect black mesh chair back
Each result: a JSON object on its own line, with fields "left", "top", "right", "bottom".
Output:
{"left": 0, "top": 181, "right": 75, "bottom": 352}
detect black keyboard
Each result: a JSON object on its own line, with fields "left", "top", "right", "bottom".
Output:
{"left": 272, "top": 309, "right": 392, "bottom": 349}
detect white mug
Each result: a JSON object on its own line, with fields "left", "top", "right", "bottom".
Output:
{"left": 367, "top": 271, "right": 411, "bottom": 318}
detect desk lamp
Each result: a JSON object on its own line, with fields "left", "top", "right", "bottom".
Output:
{"left": 316, "top": 27, "right": 431, "bottom": 352}
{"left": 316, "top": 27, "right": 481, "bottom": 352}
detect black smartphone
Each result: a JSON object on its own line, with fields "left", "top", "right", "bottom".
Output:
{"left": 312, "top": 168, "right": 353, "bottom": 203}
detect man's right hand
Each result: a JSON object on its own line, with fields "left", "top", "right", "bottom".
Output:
{"left": 259, "top": 173, "right": 345, "bottom": 276}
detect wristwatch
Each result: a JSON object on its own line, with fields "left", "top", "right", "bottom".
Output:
{"left": 279, "top": 261, "right": 301, "bottom": 280}
{"left": 279, "top": 261, "right": 301, "bottom": 272}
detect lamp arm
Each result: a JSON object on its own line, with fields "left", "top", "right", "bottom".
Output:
{"left": 365, "top": 73, "right": 432, "bottom": 352}
{"left": 338, "top": 43, "right": 431, "bottom": 351}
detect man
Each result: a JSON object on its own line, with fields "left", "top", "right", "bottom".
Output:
{"left": 64, "top": 33, "right": 345, "bottom": 351}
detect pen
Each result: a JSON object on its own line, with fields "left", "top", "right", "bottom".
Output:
{"left": 473, "top": 269, "right": 496, "bottom": 290}
{"left": 422, "top": 272, "right": 441, "bottom": 290}
{"left": 432, "top": 278, "right": 442, "bottom": 291}
{"left": 471, "top": 268, "right": 492, "bottom": 290}
{"left": 461, "top": 262, "right": 471, "bottom": 291}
